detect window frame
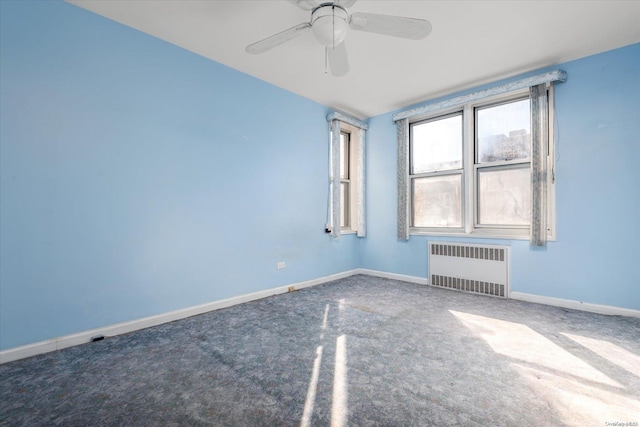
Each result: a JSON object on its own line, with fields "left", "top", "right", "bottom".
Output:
{"left": 337, "top": 123, "right": 360, "bottom": 234}
{"left": 340, "top": 131, "right": 351, "bottom": 229}
{"left": 409, "top": 111, "right": 465, "bottom": 233}
{"left": 473, "top": 94, "right": 532, "bottom": 233}
{"left": 408, "top": 87, "right": 556, "bottom": 240}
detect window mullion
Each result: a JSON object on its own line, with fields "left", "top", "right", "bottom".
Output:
{"left": 410, "top": 169, "right": 462, "bottom": 179}
{"left": 464, "top": 104, "right": 474, "bottom": 234}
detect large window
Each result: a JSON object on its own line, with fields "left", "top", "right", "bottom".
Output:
{"left": 408, "top": 89, "right": 555, "bottom": 239}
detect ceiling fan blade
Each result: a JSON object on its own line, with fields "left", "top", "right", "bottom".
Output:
{"left": 349, "top": 12, "right": 432, "bottom": 40}
{"left": 285, "top": 0, "right": 321, "bottom": 11}
{"left": 334, "top": 0, "right": 357, "bottom": 7}
{"left": 246, "top": 23, "right": 311, "bottom": 54}
{"left": 327, "top": 42, "right": 349, "bottom": 77}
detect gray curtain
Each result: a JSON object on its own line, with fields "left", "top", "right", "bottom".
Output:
{"left": 529, "top": 84, "right": 549, "bottom": 246}
{"left": 330, "top": 119, "right": 341, "bottom": 239}
{"left": 397, "top": 118, "right": 409, "bottom": 240}
{"left": 355, "top": 127, "right": 366, "bottom": 237}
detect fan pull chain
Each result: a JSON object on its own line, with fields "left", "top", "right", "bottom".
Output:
{"left": 324, "top": 47, "right": 329, "bottom": 74}
{"left": 332, "top": 5, "right": 336, "bottom": 49}
{"left": 325, "top": 4, "right": 334, "bottom": 75}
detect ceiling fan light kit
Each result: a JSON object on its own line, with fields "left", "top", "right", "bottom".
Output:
{"left": 246, "top": 0, "right": 432, "bottom": 77}
{"left": 311, "top": 5, "right": 348, "bottom": 47}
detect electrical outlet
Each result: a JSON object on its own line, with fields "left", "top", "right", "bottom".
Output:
{"left": 277, "top": 261, "right": 286, "bottom": 269}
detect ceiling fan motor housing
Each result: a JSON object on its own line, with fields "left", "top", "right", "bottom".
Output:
{"left": 311, "top": 5, "right": 349, "bottom": 47}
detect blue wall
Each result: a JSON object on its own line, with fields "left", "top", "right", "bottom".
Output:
{"left": 0, "top": 1, "right": 359, "bottom": 350}
{"left": 1, "top": 1, "right": 638, "bottom": 351}
{"left": 362, "top": 43, "right": 640, "bottom": 311}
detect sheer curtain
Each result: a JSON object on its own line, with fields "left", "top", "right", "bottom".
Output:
{"left": 397, "top": 118, "right": 409, "bottom": 240}
{"left": 530, "top": 83, "right": 549, "bottom": 246}
{"left": 330, "top": 119, "right": 341, "bottom": 239}
{"left": 355, "top": 127, "right": 366, "bottom": 237}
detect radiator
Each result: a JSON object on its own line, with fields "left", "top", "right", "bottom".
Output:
{"left": 428, "top": 242, "right": 509, "bottom": 298}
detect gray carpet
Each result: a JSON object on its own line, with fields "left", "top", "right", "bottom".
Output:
{"left": 1, "top": 275, "right": 639, "bottom": 426}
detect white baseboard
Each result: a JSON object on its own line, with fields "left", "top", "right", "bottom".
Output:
{"left": 0, "top": 269, "right": 359, "bottom": 364}
{"left": 356, "top": 268, "right": 429, "bottom": 285}
{"left": 510, "top": 291, "right": 640, "bottom": 318}
{"left": 359, "top": 269, "right": 640, "bottom": 318}
{"left": 3, "top": 269, "right": 638, "bottom": 364}
{"left": 358, "top": 270, "right": 640, "bottom": 318}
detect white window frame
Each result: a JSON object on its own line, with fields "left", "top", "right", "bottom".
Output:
{"left": 409, "top": 111, "right": 465, "bottom": 233}
{"left": 408, "top": 87, "right": 556, "bottom": 240}
{"left": 339, "top": 123, "right": 360, "bottom": 234}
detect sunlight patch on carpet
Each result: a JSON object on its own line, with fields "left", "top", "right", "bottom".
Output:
{"left": 331, "top": 334, "right": 348, "bottom": 427}
{"left": 449, "top": 310, "right": 621, "bottom": 388}
{"left": 301, "top": 345, "right": 323, "bottom": 427}
{"left": 561, "top": 332, "right": 640, "bottom": 379}
{"left": 450, "top": 309, "right": 640, "bottom": 426}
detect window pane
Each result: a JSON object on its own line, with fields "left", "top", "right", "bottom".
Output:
{"left": 340, "top": 133, "right": 349, "bottom": 179}
{"left": 412, "top": 175, "right": 462, "bottom": 228}
{"left": 340, "top": 181, "right": 349, "bottom": 227}
{"left": 477, "top": 98, "right": 530, "bottom": 163}
{"left": 411, "top": 114, "right": 462, "bottom": 174}
{"left": 478, "top": 166, "right": 531, "bottom": 226}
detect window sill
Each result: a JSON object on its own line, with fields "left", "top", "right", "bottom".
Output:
{"left": 409, "top": 228, "right": 556, "bottom": 242}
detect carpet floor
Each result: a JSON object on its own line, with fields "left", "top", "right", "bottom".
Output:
{"left": 1, "top": 274, "right": 639, "bottom": 426}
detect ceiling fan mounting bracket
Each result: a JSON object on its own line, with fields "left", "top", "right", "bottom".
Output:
{"left": 312, "top": 2, "right": 346, "bottom": 13}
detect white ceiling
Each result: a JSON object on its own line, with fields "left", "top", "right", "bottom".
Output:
{"left": 68, "top": 0, "right": 640, "bottom": 119}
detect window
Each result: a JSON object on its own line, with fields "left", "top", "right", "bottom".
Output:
{"left": 408, "top": 89, "right": 555, "bottom": 239}
{"left": 475, "top": 98, "right": 531, "bottom": 229}
{"left": 340, "top": 131, "right": 350, "bottom": 228}
{"left": 327, "top": 113, "right": 366, "bottom": 238}
{"left": 336, "top": 125, "right": 361, "bottom": 232}
{"left": 411, "top": 113, "right": 463, "bottom": 230}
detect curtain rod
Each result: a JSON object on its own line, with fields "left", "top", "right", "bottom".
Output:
{"left": 327, "top": 111, "right": 369, "bottom": 131}
{"left": 392, "top": 69, "right": 567, "bottom": 123}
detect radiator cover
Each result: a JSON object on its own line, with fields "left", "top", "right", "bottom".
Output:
{"left": 428, "top": 242, "right": 510, "bottom": 298}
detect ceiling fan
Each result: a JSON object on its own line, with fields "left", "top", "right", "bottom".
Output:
{"left": 245, "top": 0, "right": 432, "bottom": 77}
